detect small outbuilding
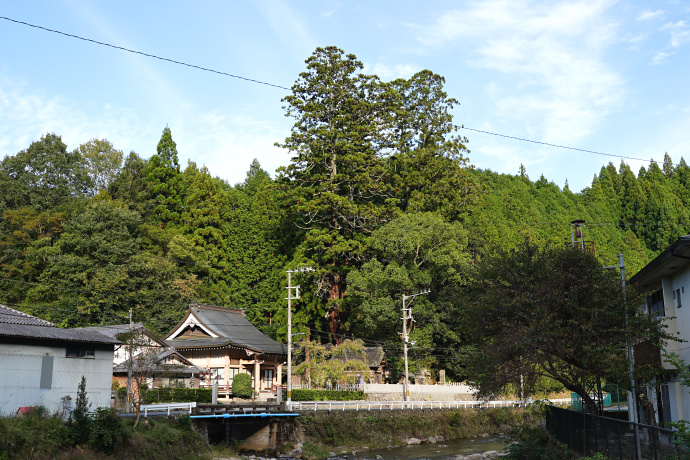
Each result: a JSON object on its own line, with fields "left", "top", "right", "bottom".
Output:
{"left": 0, "top": 304, "right": 118, "bottom": 416}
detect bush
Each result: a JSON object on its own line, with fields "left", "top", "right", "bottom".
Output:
{"left": 232, "top": 373, "right": 254, "bottom": 399}
{"left": 141, "top": 387, "right": 212, "bottom": 404}
{"left": 506, "top": 426, "right": 570, "bottom": 460}
{"left": 70, "top": 375, "right": 91, "bottom": 445}
{"left": 89, "top": 408, "right": 127, "bottom": 454}
{"left": 0, "top": 407, "right": 71, "bottom": 458}
{"left": 291, "top": 389, "right": 365, "bottom": 401}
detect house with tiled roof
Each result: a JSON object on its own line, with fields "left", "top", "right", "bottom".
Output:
{"left": 164, "top": 304, "right": 286, "bottom": 398}
{"left": 78, "top": 324, "right": 202, "bottom": 392}
{"left": 0, "top": 304, "right": 118, "bottom": 416}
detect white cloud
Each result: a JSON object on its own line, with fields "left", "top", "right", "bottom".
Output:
{"left": 321, "top": 10, "right": 335, "bottom": 18}
{"left": 0, "top": 75, "right": 289, "bottom": 184}
{"left": 637, "top": 10, "right": 664, "bottom": 21}
{"left": 661, "top": 20, "right": 690, "bottom": 48}
{"left": 364, "top": 62, "right": 421, "bottom": 81}
{"left": 414, "top": 0, "right": 623, "bottom": 146}
{"left": 623, "top": 33, "right": 647, "bottom": 44}
{"left": 0, "top": 76, "right": 147, "bottom": 155}
{"left": 653, "top": 51, "right": 674, "bottom": 64}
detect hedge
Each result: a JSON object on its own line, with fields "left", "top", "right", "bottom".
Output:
{"left": 291, "top": 389, "right": 365, "bottom": 401}
{"left": 231, "top": 373, "right": 254, "bottom": 399}
{"left": 141, "top": 388, "right": 212, "bottom": 404}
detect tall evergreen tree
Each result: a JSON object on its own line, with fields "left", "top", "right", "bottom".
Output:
{"left": 384, "top": 70, "right": 478, "bottom": 219}
{"left": 147, "top": 126, "right": 184, "bottom": 226}
{"left": 277, "top": 46, "right": 399, "bottom": 337}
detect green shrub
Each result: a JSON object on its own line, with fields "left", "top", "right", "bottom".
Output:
{"left": 89, "top": 408, "right": 127, "bottom": 454}
{"left": 291, "top": 389, "right": 365, "bottom": 401}
{"left": 231, "top": 373, "right": 254, "bottom": 399}
{"left": 70, "top": 375, "right": 91, "bottom": 445}
{"left": 141, "top": 388, "right": 212, "bottom": 404}
{"left": 0, "top": 408, "right": 71, "bottom": 458}
{"left": 506, "top": 426, "right": 570, "bottom": 460}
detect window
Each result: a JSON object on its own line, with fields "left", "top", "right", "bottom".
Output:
{"left": 647, "top": 290, "right": 665, "bottom": 320}
{"left": 659, "top": 383, "right": 672, "bottom": 426}
{"left": 677, "top": 289, "right": 683, "bottom": 308}
{"left": 263, "top": 369, "right": 274, "bottom": 389}
{"left": 228, "top": 368, "right": 240, "bottom": 387}
{"left": 65, "top": 346, "right": 95, "bottom": 358}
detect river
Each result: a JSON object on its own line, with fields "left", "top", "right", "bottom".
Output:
{"left": 356, "top": 436, "right": 509, "bottom": 460}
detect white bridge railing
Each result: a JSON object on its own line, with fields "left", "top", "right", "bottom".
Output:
{"left": 287, "top": 398, "right": 571, "bottom": 412}
{"left": 140, "top": 402, "right": 197, "bottom": 417}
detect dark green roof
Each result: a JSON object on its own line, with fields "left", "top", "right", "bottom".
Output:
{"left": 165, "top": 305, "right": 286, "bottom": 355}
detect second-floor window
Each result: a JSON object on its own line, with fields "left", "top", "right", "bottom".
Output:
{"left": 647, "top": 290, "right": 665, "bottom": 320}
{"left": 66, "top": 346, "right": 95, "bottom": 358}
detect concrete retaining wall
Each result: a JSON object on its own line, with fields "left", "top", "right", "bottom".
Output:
{"left": 363, "top": 383, "right": 478, "bottom": 402}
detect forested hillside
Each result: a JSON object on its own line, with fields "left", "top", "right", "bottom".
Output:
{"left": 1, "top": 47, "right": 688, "bottom": 381}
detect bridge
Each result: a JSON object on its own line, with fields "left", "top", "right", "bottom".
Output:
{"left": 133, "top": 398, "right": 569, "bottom": 451}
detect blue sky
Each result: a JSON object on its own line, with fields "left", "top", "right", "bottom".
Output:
{"left": 1, "top": 0, "right": 689, "bottom": 193}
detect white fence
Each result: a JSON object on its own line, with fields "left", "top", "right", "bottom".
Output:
{"left": 363, "top": 383, "right": 477, "bottom": 395}
{"left": 140, "top": 402, "right": 197, "bottom": 417}
{"left": 288, "top": 398, "right": 571, "bottom": 412}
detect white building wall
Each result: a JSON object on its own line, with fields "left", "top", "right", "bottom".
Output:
{"left": 0, "top": 342, "right": 114, "bottom": 416}
{"left": 653, "top": 266, "right": 690, "bottom": 422}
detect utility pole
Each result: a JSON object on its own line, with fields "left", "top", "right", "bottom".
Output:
{"left": 286, "top": 267, "right": 313, "bottom": 408}
{"left": 126, "top": 308, "right": 133, "bottom": 414}
{"left": 401, "top": 290, "right": 430, "bottom": 404}
{"left": 604, "top": 253, "right": 641, "bottom": 460}
{"left": 618, "top": 254, "right": 642, "bottom": 460}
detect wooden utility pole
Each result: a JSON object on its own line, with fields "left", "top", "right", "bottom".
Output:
{"left": 126, "top": 308, "right": 133, "bottom": 414}
{"left": 401, "top": 290, "right": 430, "bottom": 405}
{"left": 286, "top": 267, "right": 313, "bottom": 407}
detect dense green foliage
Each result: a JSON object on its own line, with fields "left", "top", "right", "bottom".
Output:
{"left": 0, "top": 45, "right": 682, "bottom": 391}
{"left": 0, "top": 409, "right": 210, "bottom": 460}
{"left": 294, "top": 339, "right": 370, "bottom": 386}
{"left": 291, "top": 389, "right": 365, "bottom": 401}
{"left": 89, "top": 408, "right": 127, "bottom": 454}
{"left": 231, "top": 373, "right": 254, "bottom": 399}
{"left": 141, "top": 388, "right": 212, "bottom": 404}
{"left": 462, "top": 243, "right": 671, "bottom": 410}
{"left": 296, "top": 407, "right": 540, "bottom": 452}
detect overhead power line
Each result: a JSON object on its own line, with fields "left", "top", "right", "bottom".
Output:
{"left": 0, "top": 16, "right": 290, "bottom": 91}
{"left": 459, "top": 127, "right": 663, "bottom": 165}
{"left": 0, "top": 16, "right": 673, "bottom": 168}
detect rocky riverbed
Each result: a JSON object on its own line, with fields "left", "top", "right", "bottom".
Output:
{"left": 218, "top": 435, "right": 511, "bottom": 460}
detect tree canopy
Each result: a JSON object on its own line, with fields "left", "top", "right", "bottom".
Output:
{"left": 462, "top": 242, "right": 671, "bottom": 409}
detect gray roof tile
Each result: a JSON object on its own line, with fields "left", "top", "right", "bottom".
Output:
{"left": 166, "top": 305, "right": 286, "bottom": 355}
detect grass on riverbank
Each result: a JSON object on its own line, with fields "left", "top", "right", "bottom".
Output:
{"left": 296, "top": 406, "right": 541, "bottom": 457}
{"left": 0, "top": 408, "right": 211, "bottom": 460}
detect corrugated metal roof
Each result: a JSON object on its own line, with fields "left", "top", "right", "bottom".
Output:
{"left": 76, "top": 323, "right": 145, "bottom": 340}
{"left": 0, "top": 304, "right": 119, "bottom": 344}
{"left": 166, "top": 305, "right": 286, "bottom": 355}
{"left": 0, "top": 323, "right": 119, "bottom": 344}
{"left": 0, "top": 304, "right": 55, "bottom": 327}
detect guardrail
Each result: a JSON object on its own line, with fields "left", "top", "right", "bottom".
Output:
{"left": 140, "top": 402, "right": 197, "bottom": 417}
{"left": 287, "top": 398, "right": 571, "bottom": 412}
